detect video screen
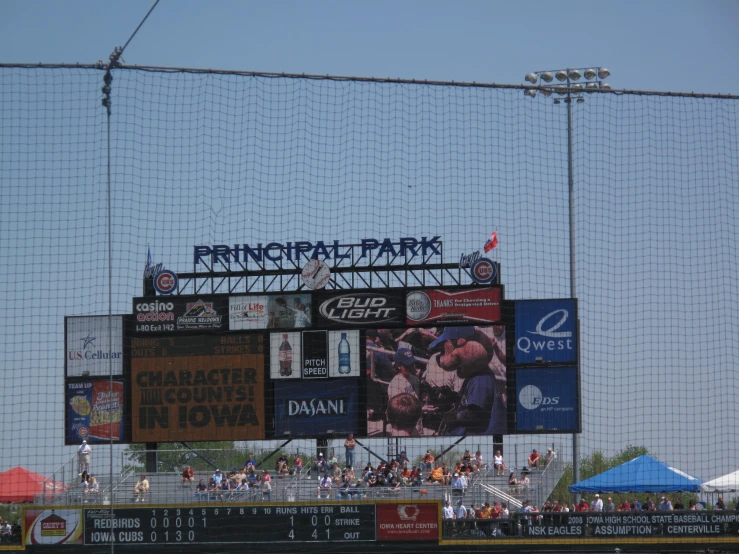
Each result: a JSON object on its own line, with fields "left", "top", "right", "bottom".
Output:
{"left": 366, "top": 325, "right": 507, "bottom": 437}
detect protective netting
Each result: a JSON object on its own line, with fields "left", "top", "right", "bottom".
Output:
{"left": 1, "top": 65, "right": 738, "bottom": 545}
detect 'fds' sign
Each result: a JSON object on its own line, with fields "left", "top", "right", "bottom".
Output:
{"left": 515, "top": 299, "right": 577, "bottom": 364}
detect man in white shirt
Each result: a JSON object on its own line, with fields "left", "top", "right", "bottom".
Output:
{"left": 442, "top": 499, "right": 454, "bottom": 520}
{"left": 212, "top": 469, "right": 223, "bottom": 485}
{"left": 590, "top": 493, "right": 604, "bottom": 512}
{"left": 77, "top": 441, "right": 92, "bottom": 476}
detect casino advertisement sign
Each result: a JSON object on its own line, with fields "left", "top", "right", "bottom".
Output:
{"left": 132, "top": 296, "right": 227, "bottom": 335}
{"left": 406, "top": 288, "right": 501, "bottom": 325}
{"left": 130, "top": 334, "right": 265, "bottom": 442}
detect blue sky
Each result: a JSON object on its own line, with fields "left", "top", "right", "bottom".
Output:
{"left": 1, "top": 1, "right": 738, "bottom": 484}
{"left": 2, "top": 0, "right": 738, "bottom": 94}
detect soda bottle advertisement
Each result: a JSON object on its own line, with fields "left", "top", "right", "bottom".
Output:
{"left": 279, "top": 333, "right": 293, "bottom": 376}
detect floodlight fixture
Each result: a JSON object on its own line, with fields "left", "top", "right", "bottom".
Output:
{"left": 525, "top": 73, "right": 538, "bottom": 84}
{"left": 540, "top": 72, "right": 554, "bottom": 83}
{"left": 524, "top": 89, "right": 537, "bottom": 98}
{"left": 577, "top": 97, "right": 585, "bottom": 103}
{"left": 568, "top": 69, "right": 582, "bottom": 81}
{"left": 572, "top": 83, "right": 583, "bottom": 92}
{"left": 555, "top": 70, "right": 568, "bottom": 82}
{"left": 555, "top": 85, "right": 568, "bottom": 96}
{"left": 585, "top": 82, "right": 598, "bottom": 92}
{"left": 600, "top": 82, "right": 611, "bottom": 90}
{"left": 598, "top": 67, "right": 610, "bottom": 79}
{"left": 583, "top": 68, "right": 597, "bottom": 80}
{"left": 540, "top": 88, "right": 552, "bottom": 97}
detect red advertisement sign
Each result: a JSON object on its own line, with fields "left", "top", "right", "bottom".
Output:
{"left": 89, "top": 381, "right": 124, "bottom": 440}
{"left": 406, "top": 287, "right": 501, "bottom": 324}
{"left": 376, "top": 502, "right": 439, "bottom": 541}
{"left": 25, "top": 509, "right": 83, "bottom": 545}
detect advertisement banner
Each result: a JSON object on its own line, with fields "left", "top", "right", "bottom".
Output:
{"left": 405, "top": 288, "right": 501, "bottom": 325}
{"left": 270, "top": 330, "right": 360, "bottom": 379}
{"left": 132, "top": 296, "right": 228, "bottom": 335}
{"left": 270, "top": 332, "right": 302, "bottom": 380}
{"left": 66, "top": 380, "right": 125, "bottom": 444}
{"left": 515, "top": 299, "right": 577, "bottom": 364}
{"left": 273, "top": 380, "right": 359, "bottom": 437}
{"left": 367, "top": 325, "right": 507, "bottom": 437}
{"left": 25, "top": 509, "right": 83, "bottom": 545}
{"left": 376, "top": 503, "right": 439, "bottom": 541}
{"left": 65, "top": 316, "right": 123, "bottom": 377}
{"left": 316, "top": 291, "right": 405, "bottom": 328}
{"left": 516, "top": 367, "right": 579, "bottom": 432}
{"left": 130, "top": 334, "right": 265, "bottom": 442}
{"left": 229, "top": 293, "right": 312, "bottom": 330}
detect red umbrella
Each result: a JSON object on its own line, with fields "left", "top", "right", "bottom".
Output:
{"left": 0, "top": 466, "right": 68, "bottom": 503}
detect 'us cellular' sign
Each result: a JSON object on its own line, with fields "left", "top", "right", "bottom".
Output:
{"left": 515, "top": 299, "right": 577, "bottom": 364}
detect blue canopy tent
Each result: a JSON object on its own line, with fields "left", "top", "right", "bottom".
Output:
{"left": 569, "top": 455, "right": 702, "bottom": 493}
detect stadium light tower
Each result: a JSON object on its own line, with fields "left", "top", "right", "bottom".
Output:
{"left": 523, "top": 67, "right": 611, "bottom": 496}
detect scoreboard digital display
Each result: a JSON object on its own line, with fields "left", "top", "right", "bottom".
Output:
{"left": 130, "top": 334, "right": 266, "bottom": 442}
{"left": 84, "top": 505, "right": 376, "bottom": 545}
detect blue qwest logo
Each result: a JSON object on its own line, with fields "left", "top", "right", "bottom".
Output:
{"left": 515, "top": 299, "right": 577, "bottom": 363}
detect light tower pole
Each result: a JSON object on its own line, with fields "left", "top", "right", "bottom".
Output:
{"left": 523, "top": 67, "right": 611, "bottom": 497}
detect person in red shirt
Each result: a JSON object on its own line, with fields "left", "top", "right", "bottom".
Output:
{"left": 552, "top": 500, "right": 562, "bottom": 512}
{"left": 180, "top": 466, "right": 195, "bottom": 487}
{"left": 528, "top": 449, "right": 541, "bottom": 470}
{"left": 576, "top": 500, "right": 589, "bottom": 512}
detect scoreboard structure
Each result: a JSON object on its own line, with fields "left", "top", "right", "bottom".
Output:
{"left": 64, "top": 239, "right": 583, "bottom": 444}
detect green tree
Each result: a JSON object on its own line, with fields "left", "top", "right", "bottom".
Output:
{"left": 123, "top": 442, "right": 241, "bottom": 473}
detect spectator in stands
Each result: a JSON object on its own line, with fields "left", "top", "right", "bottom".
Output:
{"left": 673, "top": 497, "right": 685, "bottom": 510}
{"left": 508, "top": 471, "right": 519, "bottom": 494}
{"left": 576, "top": 499, "right": 589, "bottom": 512}
{"left": 421, "top": 450, "right": 435, "bottom": 471}
{"left": 519, "top": 471, "right": 530, "bottom": 492}
{"left": 659, "top": 496, "right": 673, "bottom": 511}
{"left": 451, "top": 472, "right": 467, "bottom": 497}
{"left": 715, "top": 497, "right": 726, "bottom": 510}
{"left": 278, "top": 456, "right": 290, "bottom": 477}
{"left": 84, "top": 475, "right": 99, "bottom": 498}
{"left": 461, "top": 449, "right": 473, "bottom": 466}
{"left": 327, "top": 451, "right": 339, "bottom": 471}
{"left": 590, "top": 494, "right": 603, "bottom": 512}
{"left": 79, "top": 470, "right": 89, "bottom": 487}
{"left": 688, "top": 499, "right": 699, "bottom": 510}
{"left": 396, "top": 450, "right": 410, "bottom": 465}
{"left": 630, "top": 497, "right": 642, "bottom": 511}
{"left": 78, "top": 440, "right": 92, "bottom": 476}
{"left": 426, "top": 465, "right": 443, "bottom": 484}
{"left": 552, "top": 500, "right": 562, "bottom": 512}
{"left": 261, "top": 474, "right": 272, "bottom": 501}
{"left": 0, "top": 521, "right": 10, "bottom": 544}
{"left": 617, "top": 499, "right": 630, "bottom": 511}
{"left": 544, "top": 448, "right": 556, "bottom": 467}
{"left": 643, "top": 496, "right": 656, "bottom": 511}
{"left": 212, "top": 469, "right": 223, "bottom": 485}
{"left": 442, "top": 499, "right": 454, "bottom": 520}
{"left": 218, "top": 477, "right": 232, "bottom": 501}
{"left": 195, "top": 479, "right": 208, "bottom": 501}
{"left": 337, "top": 478, "right": 351, "bottom": 500}
{"left": 441, "top": 464, "right": 452, "bottom": 486}
{"left": 243, "top": 455, "right": 256, "bottom": 470}
{"left": 527, "top": 449, "right": 541, "bottom": 470}
{"left": 180, "top": 466, "right": 194, "bottom": 487}
{"left": 317, "top": 474, "right": 332, "bottom": 498}
{"left": 455, "top": 499, "right": 467, "bottom": 520}
{"left": 133, "top": 475, "right": 149, "bottom": 503}
{"left": 246, "top": 467, "right": 259, "bottom": 488}
{"left": 293, "top": 455, "right": 303, "bottom": 474}
{"left": 473, "top": 450, "right": 484, "bottom": 471}
{"left": 308, "top": 452, "right": 326, "bottom": 479}
{"left": 234, "top": 479, "right": 248, "bottom": 500}
{"left": 606, "top": 497, "right": 616, "bottom": 512}
{"left": 344, "top": 434, "right": 356, "bottom": 468}
{"left": 493, "top": 450, "right": 506, "bottom": 476}
{"left": 345, "top": 465, "right": 355, "bottom": 484}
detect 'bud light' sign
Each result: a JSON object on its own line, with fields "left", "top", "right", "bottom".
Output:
{"left": 515, "top": 299, "right": 577, "bottom": 364}
{"left": 516, "top": 367, "right": 579, "bottom": 432}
